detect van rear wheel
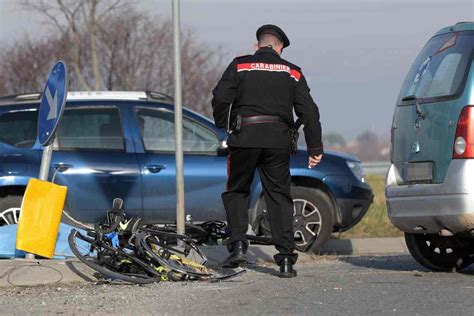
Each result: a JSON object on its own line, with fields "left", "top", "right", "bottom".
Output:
{"left": 405, "top": 233, "right": 473, "bottom": 272}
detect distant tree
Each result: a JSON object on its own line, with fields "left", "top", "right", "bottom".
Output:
{"left": 322, "top": 133, "right": 346, "bottom": 148}
{"left": 19, "top": 0, "right": 126, "bottom": 91}
{"left": 0, "top": 37, "right": 69, "bottom": 94}
{"left": 0, "top": 1, "right": 224, "bottom": 117}
{"left": 356, "top": 130, "right": 379, "bottom": 145}
{"left": 355, "top": 130, "right": 380, "bottom": 161}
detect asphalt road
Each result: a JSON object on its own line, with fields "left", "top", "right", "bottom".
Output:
{"left": 1, "top": 255, "right": 474, "bottom": 315}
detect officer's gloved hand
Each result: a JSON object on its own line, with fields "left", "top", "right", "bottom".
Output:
{"left": 308, "top": 154, "right": 323, "bottom": 168}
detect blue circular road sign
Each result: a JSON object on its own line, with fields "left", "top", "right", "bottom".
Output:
{"left": 38, "top": 61, "right": 68, "bottom": 146}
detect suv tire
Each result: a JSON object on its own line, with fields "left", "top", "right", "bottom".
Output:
{"left": 0, "top": 194, "right": 93, "bottom": 230}
{"left": 0, "top": 195, "right": 22, "bottom": 226}
{"left": 258, "top": 186, "right": 334, "bottom": 253}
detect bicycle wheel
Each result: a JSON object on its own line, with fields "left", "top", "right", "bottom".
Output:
{"left": 139, "top": 233, "right": 212, "bottom": 278}
{"left": 145, "top": 223, "right": 209, "bottom": 245}
{"left": 142, "top": 227, "right": 208, "bottom": 263}
{"left": 68, "top": 229, "right": 160, "bottom": 284}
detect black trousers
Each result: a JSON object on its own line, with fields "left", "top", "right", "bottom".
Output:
{"left": 222, "top": 147, "right": 298, "bottom": 265}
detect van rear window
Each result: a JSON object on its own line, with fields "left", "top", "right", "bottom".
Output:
{"left": 397, "top": 31, "right": 473, "bottom": 105}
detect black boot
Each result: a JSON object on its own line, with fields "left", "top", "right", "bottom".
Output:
{"left": 222, "top": 241, "right": 247, "bottom": 268}
{"left": 279, "top": 258, "right": 297, "bottom": 278}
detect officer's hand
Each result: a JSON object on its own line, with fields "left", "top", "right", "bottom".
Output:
{"left": 308, "top": 154, "right": 323, "bottom": 168}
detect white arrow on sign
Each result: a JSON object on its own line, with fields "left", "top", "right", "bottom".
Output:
{"left": 45, "top": 87, "right": 58, "bottom": 120}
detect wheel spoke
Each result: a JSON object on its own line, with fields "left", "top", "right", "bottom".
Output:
{"left": 304, "top": 211, "right": 321, "bottom": 223}
{"left": 304, "top": 224, "right": 316, "bottom": 236}
{"left": 306, "top": 222, "right": 321, "bottom": 235}
{"left": 293, "top": 201, "right": 304, "bottom": 216}
{"left": 301, "top": 200, "right": 307, "bottom": 215}
{"left": 13, "top": 209, "right": 19, "bottom": 223}
{"left": 297, "top": 227, "right": 314, "bottom": 247}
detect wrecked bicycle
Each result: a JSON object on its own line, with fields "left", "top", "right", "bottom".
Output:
{"left": 68, "top": 198, "right": 245, "bottom": 284}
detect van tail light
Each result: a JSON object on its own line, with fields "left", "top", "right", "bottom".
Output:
{"left": 453, "top": 106, "right": 474, "bottom": 159}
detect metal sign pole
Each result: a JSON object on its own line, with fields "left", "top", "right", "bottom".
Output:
{"left": 38, "top": 143, "right": 54, "bottom": 181}
{"left": 172, "top": 0, "right": 185, "bottom": 237}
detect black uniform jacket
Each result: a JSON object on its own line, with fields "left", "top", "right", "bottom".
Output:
{"left": 212, "top": 47, "right": 323, "bottom": 156}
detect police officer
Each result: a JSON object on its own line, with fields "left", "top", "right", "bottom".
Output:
{"left": 212, "top": 24, "right": 323, "bottom": 278}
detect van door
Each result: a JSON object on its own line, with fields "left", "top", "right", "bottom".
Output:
{"left": 391, "top": 31, "right": 474, "bottom": 184}
{"left": 51, "top": 104, "right": 142, "bottom": 223}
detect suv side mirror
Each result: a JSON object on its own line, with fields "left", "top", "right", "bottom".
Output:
{"left": 217, "top": 140, "right": 229, "bottom": 156}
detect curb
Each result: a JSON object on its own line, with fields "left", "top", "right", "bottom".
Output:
{"left": 0, "top": 238, "right": 408, "bottom": 288}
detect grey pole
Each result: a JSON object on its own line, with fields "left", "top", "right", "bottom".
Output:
{"left": 172, "top": 0, "right": 185, "bottom": 237}
{"left": 38, "top": 143, "right": 53, "bottom": 181}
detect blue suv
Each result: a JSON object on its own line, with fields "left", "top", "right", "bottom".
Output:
{"left": 0, "top": 91, "right": 373, "bottom": 251}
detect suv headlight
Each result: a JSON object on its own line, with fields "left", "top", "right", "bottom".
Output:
{"left": 346, "top": 161, "right": 365, "bottom": 183}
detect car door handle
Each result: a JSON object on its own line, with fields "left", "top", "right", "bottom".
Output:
{"left": 144, "top": 165, "right": 166, "bottom": 173}
{"left": 53, "top": 163, "right": 73, "bottom": 172}
{"left": 3, "top": 153, "right": 22, "bottom": 158}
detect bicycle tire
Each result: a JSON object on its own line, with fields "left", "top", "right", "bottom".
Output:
{"left": 144, "top": 224, "right": 209, "bottom": 245}
{"left": 68, "top": 229, "right": 160, "bottom": 284}
{"left": 142, "top": 227, "right": 208, "bottom": 261}
{"left": 140, "top": 233, "right": 212, "bottom": 277}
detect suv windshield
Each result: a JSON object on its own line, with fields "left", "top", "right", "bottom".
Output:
{"left": 397, "top": 31, "right": 473, "bottom": 105}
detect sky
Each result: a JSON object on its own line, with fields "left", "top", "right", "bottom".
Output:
{"left": 1, "top": 0, "right": 473, "bottom": 140}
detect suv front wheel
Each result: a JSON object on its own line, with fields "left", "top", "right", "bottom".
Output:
{"left": 258, "top": 186, "right": 334, "bottom": 252}
{"left": 0, "top": 195, "right": 22, "bottom": 226}
{"left": 405, "top": 232, "right": 473, "bottom": 272}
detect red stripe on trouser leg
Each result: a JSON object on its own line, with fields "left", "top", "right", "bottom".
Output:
{"left": 226, "top": 151, "right": 231, "bottom": 191}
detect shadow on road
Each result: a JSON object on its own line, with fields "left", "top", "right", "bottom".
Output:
{"left": 457, "top": 266, "right": 474, "bottom": 275}
{"left": 339, "top": 255, "right": 427, "bottom": 272}
{"left": 242, "top": 263, "right": 279, "bottom": 277}
{"left": 340, "top": 255, "right": 474, "bottom": 275}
